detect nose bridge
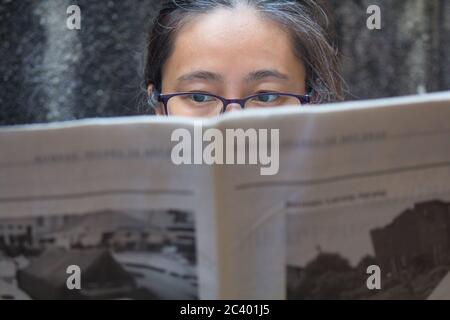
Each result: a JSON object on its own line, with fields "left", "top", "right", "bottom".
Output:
{"left": 224, "top": 99, "right": 244, "bottom": 113}
{"left": 222, "top": 81, "right": 245, "bottom": 112}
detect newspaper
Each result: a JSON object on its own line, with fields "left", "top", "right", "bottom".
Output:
{"left": 1, "top": 91, "right": 450, "bottom": 300}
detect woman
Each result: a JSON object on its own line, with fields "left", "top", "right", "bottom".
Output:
{"left": 145, "top": 0, "right": 343, "bottom": 117}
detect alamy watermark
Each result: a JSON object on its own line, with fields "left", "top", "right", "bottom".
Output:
{"left": 367, "top": 5, "right": 382, "bottom": 30}
{"left": 66, "top": 264, "right": 81, "bottom": 290}
{"left": 171, "top": 122, "right": 280, "bottom": 176}
{"left": 366, "top": 265, "right": 382, "bottom": 290}
{"left": 66, "top": 5, "right": 81, "bottom": 30}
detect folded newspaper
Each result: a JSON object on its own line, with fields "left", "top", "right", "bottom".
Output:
{"left": 1, "top": 91, "right": 450, "bottom": 300}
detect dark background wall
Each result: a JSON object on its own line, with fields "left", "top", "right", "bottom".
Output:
{"left": 0, "top": 0, "right": 449, "bottom": 125}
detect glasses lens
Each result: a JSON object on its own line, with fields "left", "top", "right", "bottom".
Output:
{"left": 245, "top": 94, "right": 302, "bottom": 109}
{"left": 167, "top": 94, "right": 223, "bottom": 117}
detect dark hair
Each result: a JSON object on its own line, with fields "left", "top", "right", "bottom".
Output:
{"left": 145, "top": 0, "right": 344, "bottom": 105}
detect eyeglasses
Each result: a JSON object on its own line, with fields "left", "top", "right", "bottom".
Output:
{"left": 156, "top": 92, "right": 311, "bottom": 117}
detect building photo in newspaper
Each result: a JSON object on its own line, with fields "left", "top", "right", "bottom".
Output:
{"left": 287, "top": 194, "right": 450, "bottom": 300}
{"left": 0, "top": 209, "right": 198, "bottom": 300}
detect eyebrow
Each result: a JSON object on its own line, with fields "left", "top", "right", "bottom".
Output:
{"left": 176, "top": 69, "right": 289, "bottom": 83}
{"left": 245, "top": 69, "right": 289, "bottom": 82}
{"left": 177, "top": 71, "right": 224, "bottom": 83}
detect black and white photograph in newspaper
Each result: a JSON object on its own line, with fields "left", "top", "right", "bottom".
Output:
{"left": 287, "top": 193, "right": 450, "bottom": 300}
{"left": 0, "top": 209, "right": 198, "bottom": 300}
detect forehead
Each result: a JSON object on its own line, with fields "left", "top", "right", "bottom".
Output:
{"left": 162, "top": 5, "right": 302, "bottom": 79}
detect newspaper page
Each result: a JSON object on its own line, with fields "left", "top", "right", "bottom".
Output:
{"left": 0, "top": 117, "right": 219, "bottom": 300}
{"left": 1, "top": 92, "right": 450, "bottom": 300}
{"left": 211, "top": 91, "right": 450, "bottom": 299}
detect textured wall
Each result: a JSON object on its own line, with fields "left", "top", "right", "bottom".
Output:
{"left": 0, "top": 0, "right": 449, "bottom": 125}
{"left": 331, "top": 0, "right": 449, "bottom": 99}
{"left": 0, "top": 0, "right": 160, "bottom": 125}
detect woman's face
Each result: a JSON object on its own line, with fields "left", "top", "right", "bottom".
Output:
{"left": 152, "top": 4, "right": 307, "bottom": 116}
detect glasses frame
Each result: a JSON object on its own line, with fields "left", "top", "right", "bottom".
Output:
{"left": 156, "top": 92, "right": 311, "bottom": 116}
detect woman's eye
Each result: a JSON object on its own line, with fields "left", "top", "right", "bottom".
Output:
{"left": 190, "top": 94, "right": 212, "bottom": 103}
{"left": 256, "top": 94, "right": 279, "bottom": 103}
